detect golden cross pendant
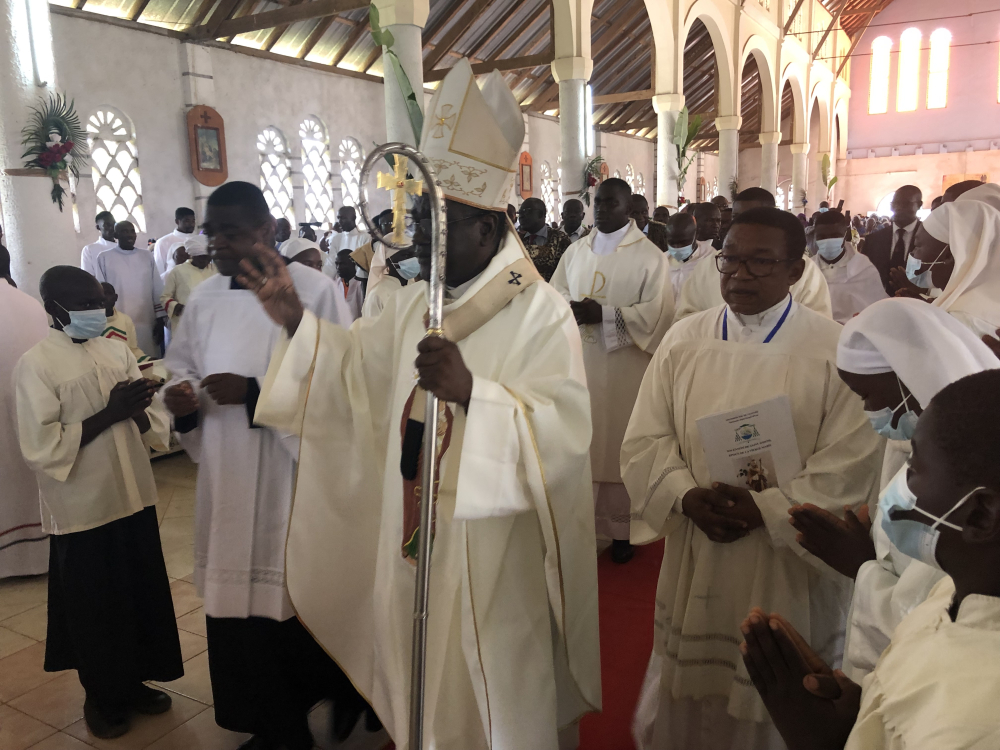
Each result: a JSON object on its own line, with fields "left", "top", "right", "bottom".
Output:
{"left": 376, "top": 154, "right": 424, "bottom": 244}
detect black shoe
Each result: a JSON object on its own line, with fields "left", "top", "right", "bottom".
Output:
{"left": 365, "top": 706, "right": 383, "bottom": 732}
{"left": 333, "top": 696, "right": 365, "bottom": 742}
{"left": 131, "top": 684, "right": 173, "bottom": 715}
{"left": 83, "top": 698, "right": 131, "bottom": 739}
{"left": 237, "top": 736, "right": 278, "bottom": 750}
{"left": 611, "top": 539, "right": 635, "bottom": 564}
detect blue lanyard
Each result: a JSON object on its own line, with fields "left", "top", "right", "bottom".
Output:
{"left": 722, "top": 295, "right": 793, "bottom": 343}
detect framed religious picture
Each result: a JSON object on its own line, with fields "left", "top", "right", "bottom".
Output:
{"left": 186, "top": 105, "right": 228, "bottom": 187}
{"left": 518, "top": 151, "right": 533, "bottom": 199}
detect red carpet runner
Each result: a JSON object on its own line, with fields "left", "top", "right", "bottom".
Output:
{"left": 579, "top": 540, "right": 664, "bottom": 750}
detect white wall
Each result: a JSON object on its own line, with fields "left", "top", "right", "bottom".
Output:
{"left": 51, "top": 12, "right": 390, "bottom": 257}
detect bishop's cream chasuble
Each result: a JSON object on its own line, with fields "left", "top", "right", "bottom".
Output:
{"left": 846, "top": 577, "right": 1000, "bottom": 750}
{"left": 255, "top": 235, "right": 601, "bottom": 750}
{"left": 674, "top": 249, "right": 832, "bottom": 322}
{"left": 622, "top": 304, "right": 883, "bottom": 727}
{"left": 550, "top": 220, "right": 674, "bottom": 539}
{"left": 162, "top": 264, "right": 351, "bottom": 621}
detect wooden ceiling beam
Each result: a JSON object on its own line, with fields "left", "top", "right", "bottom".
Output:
{"left": 812, "top": 0, "right": 846, "bottom": 58}
{"left": 73, "top": 0, "right": 88, "bottom": 8}
{"left": 465, "top": 0, "right": 529, "bottom": 59}
{"left": 600, "top": 118, "right": 657, "bottom": 133}
{"left": 783, "top": 0, "right": 806, "bottom": 34}
{"left": 518, "top": 71, "right": 556, "bottom": 108}
{"left": 423, "top": 0, "right": 495, "bottom": 72}
{"left": 836, "top": 9, "right": 876, "bottom": 74}
{"left": 425, "top": 51, "right": 552, "bottom": 81}
{"left": 298, "top": 15, "right": 335, "bottom": 59}
{"left": 360, "top": 46, "right": 382, "bottom": 74}
{"left": 128, "top": 0, "right": 153, "bottom": 21}
{"left": 218, "top": 0, "right": 257, "bottom": 43}
{"left": 330, "top": 17, "right": 369, "bottom": 65}
{"left": 590, "top": 0, "right": 645, "bottom": 56}
{"left": 195, "top": 0, "right": 241, "bottom": 38}
{"left": 487, "top": 2, "right": 548, "bottom": 61}
{"left": 187, "top": 0, "right": 217, "bottom": 28}
{"left": 422, "top": 1, "right": 469, "bottom": 48}
{"left": 188, "top": 0, "right": 369, "bottom": 40}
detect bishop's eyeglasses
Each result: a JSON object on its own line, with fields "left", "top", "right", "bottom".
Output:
{"left": 715, "top": 253, "right": 796, "bottom": 279}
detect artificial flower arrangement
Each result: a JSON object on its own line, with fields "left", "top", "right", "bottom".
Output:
{"left": 20, "top": 93, "right": 88, "bottom": 210}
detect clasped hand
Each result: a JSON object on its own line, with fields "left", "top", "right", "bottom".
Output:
{"left": 681, "top": 483, "right": 764, "bottom": 543}
{"left": 164, "top": 373, "right": 249, "bottom": 415}
{"left": 106, "top": 379, "right": 161, "bottom": 423}
{"left": 569, "top": 298, "right": 602, "bottom": 326}
{"left": 788, "top": 504, "right": 875, "bottom": 580}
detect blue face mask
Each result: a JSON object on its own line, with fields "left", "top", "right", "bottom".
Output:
{"left": 818, "top": 207, "right": 829, "bottom": 213}
{"left": 668, "top": 243, "right": 695, "bottom": 262}
{"left": 394, "top": 257, "right": 422, "bottom": 280}
{"left": 865, "top": 376, "right": 919, "bottom": 440}
{"left": 878, "top": 466, "right": 977, "bottom": 570}
{"left": 905, "top": 246, "right": 948, "bottom": 288}
{"left": 815, "top": 237, "right": 845, "bottom": 261}
{"left": 56, "top": 304, "right": 107, "bottom": 340}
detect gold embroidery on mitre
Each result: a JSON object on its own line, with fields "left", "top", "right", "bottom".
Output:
{"left": 432, "top": 104, "right": 457, "bottom": 139}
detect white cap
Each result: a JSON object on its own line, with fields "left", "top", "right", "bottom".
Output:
{"left": 419, "top": 58, "right": 525, "bottom": 212}
{"left": 279, "top": 237, "right": 321, "bottom": 259}
{"left": 183, "top": 234, "right": 209, "bottom": 257}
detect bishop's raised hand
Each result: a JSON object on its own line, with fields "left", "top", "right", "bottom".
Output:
{"left": 237, "top": 243, "right": 305, "bottom": 334}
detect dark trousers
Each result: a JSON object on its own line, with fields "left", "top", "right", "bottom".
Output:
{"left": 45, "top": 506, "right": 183, "bottom": 713}
{"left": 206, "top": 614, "right": 363, "bottom": 749}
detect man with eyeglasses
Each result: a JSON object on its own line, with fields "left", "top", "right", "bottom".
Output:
{"left": 674, "top": 189, "right": 833, "bottom": 322}
{"left": 622, "top": 206, "right": 882, "bottom": 749}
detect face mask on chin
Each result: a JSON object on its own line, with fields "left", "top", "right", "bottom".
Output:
{"left": 864, "top": 375, "right": 919, "bottom": 441}
{"left": 905, "top": 246, "right": 949, "bottom": 289}
{"left": 878, "top": 466, "right": 979, "bottom": 570}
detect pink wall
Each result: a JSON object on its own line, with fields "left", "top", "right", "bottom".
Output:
{"left": 847, "top": 0, "right": 1000, "bottom": 153}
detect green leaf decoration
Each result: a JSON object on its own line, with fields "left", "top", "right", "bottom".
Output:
{"left": 821, "top": 152, "right": 831, "bottom": 187}
{"left": 827, "top": 176, "right": 838, "bottom": 191}
{"left": 20, "top": 92, "right": 88, "bottom": 212}
{"left": 672, "top": 108, "right": 688, "bottom": 147}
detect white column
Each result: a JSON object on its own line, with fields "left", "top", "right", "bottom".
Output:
{"left": 653, "top": 93, "right": 684, "bottom": 208}
{"left": 791, "top": 143, "right": 809, "bottom": 213}
{"left": 375, "top": 0, "right": 428, "bottom": 147}
{"left": 552, "top": 56, "right": 592, "bottom": 201}
{"left": 758, "top": 131, "right": 781, "bottom": 195}
{"left": 0, "top": 0, "right": 78, "bottom": 295}
{"left": 715, "top": 115, "right": 741, "bottom": 200}
{"left": 181, "top": 43, "right": 216, "bottom": 223}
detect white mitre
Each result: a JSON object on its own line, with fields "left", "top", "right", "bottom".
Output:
{"left": 420, "top": 58, "right": 525, "bottom": 212}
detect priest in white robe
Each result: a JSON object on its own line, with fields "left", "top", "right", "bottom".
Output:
{"left": 664, "top": 212, "right": 713, "bottom": 299}
{"left": 151, "top": 208, "right": 197, "bottom": 278}
{"left": 810, "top": 210, "right": 886, "bottom": 323}
{"left": 0, "top": 281, "right": 50, "bottom": 577}
{"left": 622, "top": 207, "right": 882, "bottom": 750}
{"left": 94, "top": 221, "right": 166, "bottom": 356}
{"left": 244, "top": 60, "right": 601, "bottom": 750}
{"left": 550, "top": 178, "right": 673, "bottom": 562}
{"left": 79, "top": 211, "right": 117, "bottom": 275}
{"left": 162, "top": 181, "right": 353, "bottom": 749}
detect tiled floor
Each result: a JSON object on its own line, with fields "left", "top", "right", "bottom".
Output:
{"left": 0, "top": 454, "right": 388, "bottom": 750}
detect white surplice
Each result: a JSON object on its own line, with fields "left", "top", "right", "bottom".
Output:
{"left": 550, "top": 220, "right": 674, "bottom": 539}
{"left": 674, "top": 248, "right": 832, "bottom": 322}
{"left": 80, "top": 236, "right": 116, "bottom": 276}
{"left": 324, "top": 272, "right": 364, "bottom": 321}
{"left": 94, "top": 246, "right": 165, "bottom": 355}
{"left": 811, "top": 243, "right": 887, "bottom": 324}
{"left": 0, "top": 285, "right": 51, "bottom": 577}
{"left": 361, "top": 275, "right": 405, "bottom": 318}
{"left": 152, "top": 229, "right": 194, "bottom": 278}
{"left": 163, "top": 264, "right": 350, "bottom": 621}
{"left": 328, "top": 226, "right": 369, "bottom": 255}
{"left": 667, "top": 240, "right": 715, "bottom": 300}
{"left": 622, "top": 302, "right": 883, "bottom": 744}
{"left": 254, "top": 235, "right": 601, "bottom": 750}
{"left": 846, "top": 577, "right": 1000, "bottom": 750}
{"left": 15, "top": 331, "right": 170, "bottom": 535}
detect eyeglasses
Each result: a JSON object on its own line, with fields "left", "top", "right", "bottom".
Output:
{"left": 715, "top": 253, "right": 796, "bottom": 279}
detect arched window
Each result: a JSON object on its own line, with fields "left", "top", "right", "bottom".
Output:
{"left": 539, "top": 161, "right": 558, "bottom": 224}
{"left": 876, "top": 191, "right": 895, "bottom": 217}
{"left": 896, "top": 28, "right": 921, "bottom": 112}
{"left": 636, "top": 172, "right": 646, "bottom": 197}
{"left": 625, "top": 164, "right": 636, "bottom": 192}
{"left": 868, "top": 36, "right": 892, "bottom": 114}
{"left": 86, "top": 108, "right": 145, "bottom": 231}
{"left": 299, "top": 117, "right": 334, "bottom": 226}
{"left": 257, "top": 127, "right": 294, "bottom": 222}
{"left": 338, "top": 137, "right": 365, "bottom": 222}
{"left": 927, "top": 28, "right": 952, "bottom": 109}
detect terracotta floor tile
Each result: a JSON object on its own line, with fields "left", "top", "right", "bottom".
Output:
{"left": 143, "top": 709, "right": 249, "bottom": 750}
{"left": 62, "top": 692, "right": 207, "bottom": 750}
{"left": 3, "top": 605, "right": 49, "bottom": 642}
{"left": 0, "top": 626, "right": 37, "bottom": 660}
{"left": 175, "top": 608, "right": 206, "bottom": 638}
{"left": 22, "top": 732, "right": 92, "bottom": 750}
{"left": 0, "top": 705, "right": 58, "bottom": 750}
{"left": 9, "top": 672, "right": 85, "bottom": 731}
{"left": 0, "top": 642, "right": 61, "bottom": 703}
{"left": 153, "top": 652, "right": 213, "bottom": 705}
{"left": 177, "top": 630, "right": 208, "bottom": 663}
{"left": 168, "top": 581, "right": 201, "bottom": 619}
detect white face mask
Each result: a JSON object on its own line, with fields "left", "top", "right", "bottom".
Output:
{"left": 668, "top": 243, "right": 695, "bottom": 262}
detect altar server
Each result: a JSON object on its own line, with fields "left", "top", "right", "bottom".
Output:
{"left": 152, "top": 207, "right": 197, "bottom": 278}
{"left": 160, "top": 234, "right": 216, "bottom": 323}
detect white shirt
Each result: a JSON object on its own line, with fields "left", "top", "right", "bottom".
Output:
{"left": 15, "top": 331, "right": 170, "bottom": 534}
{"left": 721, "top": 294, "right": 798, "bottom": 344}
{"left": 565, "top": 226, "right": 588, "bottom": 243}
{"left": 80, "top": 236, "right": 116, "bottom": 275}
{"left": 153, "top": 229, "right": 195, "bottom": 278}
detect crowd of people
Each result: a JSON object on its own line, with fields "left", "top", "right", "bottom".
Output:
{"left": 3, "top": 61, "right": 1000, "bottom": 750}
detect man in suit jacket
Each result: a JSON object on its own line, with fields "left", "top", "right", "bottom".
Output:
{"left": 859, "top": 185, "right": 923, "bottom": 294}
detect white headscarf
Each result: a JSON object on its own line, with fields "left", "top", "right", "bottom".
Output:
{"left": 183, "top": 234, "right": 209, "bottom": 257}
{"left": 837, "top": 297, "right": 999, "bottom": 407}
{"left": 921, "top": 200, "right": 1000, "bottom": 325}
{"left": 956, "top": 182, "right": 1000, "bottom": 213}
{"left": 279, "top": 237, "right": 320, "bottom": 260}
